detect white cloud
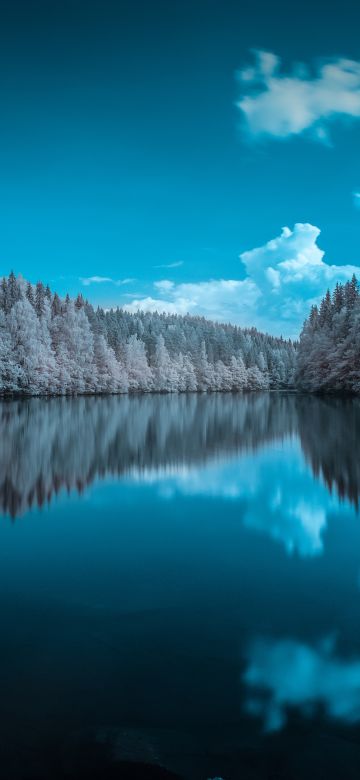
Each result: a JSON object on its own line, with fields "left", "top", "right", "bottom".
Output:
{"left": 353, "top": 192, "right": 360, "bottom": 209}
{"left": 236, "top": 50, "right": 360, "bottom": 141}
{"left": 244, "top": 636, "right": 360, "bottom": 731}
{"left": 123, "top": 223, "right": 360, "bottom": 337}
{"left": 124, "top": 296, "right": 187, "bottom": 316}
{"left": 80, "top": 276, "right": 135, "bottom": 287}
{"left": 124, "top": 278, "right": 260, "bottom": 325}
{"left": 238, "top": 223, "right": 359, "bottom": 334}
{"left": 153, "top": 261, "right": 184, "bottom": 269}
{"left": 154, "top": 280, "right": 175, "bottom": 292}
{"left": 80, "top": 276, "right": 113, "bottom": 286}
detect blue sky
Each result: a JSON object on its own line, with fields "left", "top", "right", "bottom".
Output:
{"left": 1, "top": 0, "right": 360, "bottom": 337}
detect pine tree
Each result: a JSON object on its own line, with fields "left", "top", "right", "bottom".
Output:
{"left": 35, "top": 281, "right": 46, "bottom": 318}
{"left": 7, "top": 271, "right": 21, "bottom": 309}
{"left": 26, "top": 282, "right": 35, "bottom": 307}
{"left": 296, "top": 278, "right": 360, "bottom": 392}
{"left": 0, "top": 277, "right": 8, "bottom": 312}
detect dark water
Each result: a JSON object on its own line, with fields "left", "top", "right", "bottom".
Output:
{"left": 1, "top": 393, "right": 360, "bottom": 779}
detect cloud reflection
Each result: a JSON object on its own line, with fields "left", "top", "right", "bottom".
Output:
{"left": 0, "top": 394, "right": 359, "bottom": 533}
{"left": 150, "top": 446, "right": 335, "bottom": 557}
{"left": 243, "top": 636, "right": 360, "bottom": 731}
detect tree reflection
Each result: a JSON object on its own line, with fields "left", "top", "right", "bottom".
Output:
{"left": 0, "top": 393, "right": 358, "bottom": 518}
{"left": 297, "top": 396, "right": 360, "bottom": 510}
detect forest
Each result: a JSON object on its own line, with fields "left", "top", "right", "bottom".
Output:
{"left": 296, "top": 275, "right": 360, "bottom": 393}
{"left": 1, "top": 271, "right": 359, "bottom": 396}
{"left": 0, "top": 272, "right": 296, "bottom": 395}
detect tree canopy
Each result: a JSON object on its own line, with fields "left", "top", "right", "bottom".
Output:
{"left": 0, "top": 273, "right": 296, "bottom": 395}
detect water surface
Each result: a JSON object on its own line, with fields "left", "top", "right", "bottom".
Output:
{"left": 1, "top": 393, "right": 360, "bottom": 779}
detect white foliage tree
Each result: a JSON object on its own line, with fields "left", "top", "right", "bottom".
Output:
{"left": 0, "top": 273, "right": 298, "bottom": 396}
{"left": 124, "top": 334, "right": 153, "bottom": 391}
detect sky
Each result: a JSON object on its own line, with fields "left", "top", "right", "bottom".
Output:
{"left": 1, "top": 0, "right": 360, "bottom": 337}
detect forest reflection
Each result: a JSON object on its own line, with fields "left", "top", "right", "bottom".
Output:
{"left": 0, "top": 393, "right": 359, "bottom": 518}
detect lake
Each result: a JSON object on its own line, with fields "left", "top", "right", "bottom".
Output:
{"left": 1, "top": 393, "right": 360, "bottom": 779}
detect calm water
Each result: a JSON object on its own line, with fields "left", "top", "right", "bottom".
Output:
{"left": 1, "top": 393, "right": 360, "bottom": 779}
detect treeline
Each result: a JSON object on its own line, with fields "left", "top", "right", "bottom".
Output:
{"left": 0, "top": 272, "right": 296, "bottom": 395}
{"left": 296, "top": 275, "right": 360, "bottom": 393}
